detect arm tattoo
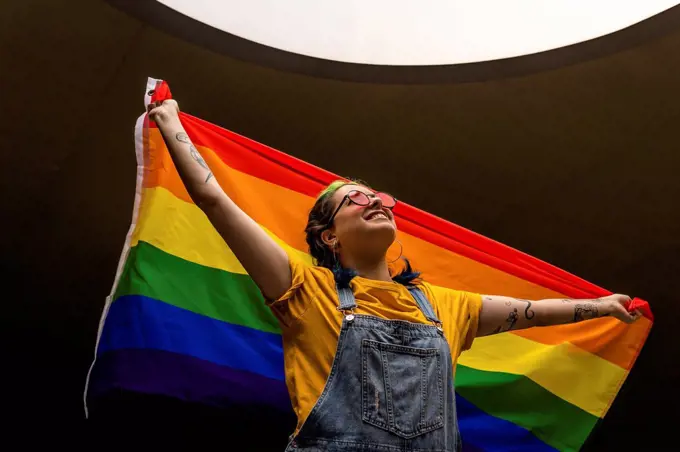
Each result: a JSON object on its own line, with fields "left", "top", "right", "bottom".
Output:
{"left": 175, "top": 132, "right": 212, "bottom": 183}
{"left": 494, "top": 308, "right": 519, "bottom": 334}
{"left": 506, "top": 309, "right": 519, "bottom": 330}
{"left": 176, "top": 132, "right": 191, "bottom": 143}
{"left": 517, "top": 299, "right": 535, "bottom": 320}
{"left": 485, "top": 297, "right": 534, "bottom": 334}
{"left": 573, "top": 303, "right": 599, "bottom": 322}
{"left": 189, "top": 145, "right": 210, "bottom": 170}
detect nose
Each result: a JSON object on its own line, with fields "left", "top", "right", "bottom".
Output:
{"left": 367, "top": 194, "right": 383, "bottom": 209}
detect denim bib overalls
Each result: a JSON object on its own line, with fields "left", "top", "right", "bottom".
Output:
{"left": 286, "top": 284, "right": 461, "bottom": 452}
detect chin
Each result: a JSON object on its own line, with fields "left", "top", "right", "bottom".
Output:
{"left": 366, "top": 220, "right": 396, "bottom": 234}
{"left": 349, "top": 220, "right": 397, "bottom": 248}
{"left": 367, "top": 223, "right": 397, "bottom": 244}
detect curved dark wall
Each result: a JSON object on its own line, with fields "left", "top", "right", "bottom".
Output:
{"left": 1, "top": 0, "right": 678, "bottom": 448}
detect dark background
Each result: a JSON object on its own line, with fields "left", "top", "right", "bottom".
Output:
{"left": 2, "top": 0, "right": 678, "bottom": 449}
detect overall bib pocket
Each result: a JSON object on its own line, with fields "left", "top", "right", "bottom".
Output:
{"left": 361, "top": 339, "right": 444, "bottom": 439}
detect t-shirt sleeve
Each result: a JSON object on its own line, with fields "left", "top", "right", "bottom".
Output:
{"left": 458, "top": 291, "right": 483, "bottom": 351}
{"left": 426, "top": 283, "right": 483, "bottom": 356}
{"left": 265, "top": 253, "right": 313, "bottom": 327}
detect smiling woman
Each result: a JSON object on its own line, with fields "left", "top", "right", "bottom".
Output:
{"left": 157, "top": 0, "right": 678, "bottom": 65}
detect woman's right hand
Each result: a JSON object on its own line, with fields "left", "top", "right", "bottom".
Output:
{"left": 148, "top": 99, "right": 180, "bottom": 125}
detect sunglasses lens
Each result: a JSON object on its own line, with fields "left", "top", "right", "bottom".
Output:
{"left": 348, "top": 191, "right": 370, "bottom": 205}
{"left": 377, "top": 192, "right": 396, "bottom": 208}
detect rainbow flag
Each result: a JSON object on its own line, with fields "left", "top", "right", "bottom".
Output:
{"left": 86, "top": 78, "right": 652, "bottom": 451}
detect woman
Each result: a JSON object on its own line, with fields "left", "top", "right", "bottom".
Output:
{"left": 148, "top": 100, "right": 641, "bottom": 451}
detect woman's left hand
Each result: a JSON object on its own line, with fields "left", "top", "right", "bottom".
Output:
{"left": 601, "top": 294, "right": 641, "bottom": 324}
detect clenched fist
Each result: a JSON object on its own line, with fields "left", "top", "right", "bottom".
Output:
{"left": 600, "top": 294, "right": 642, "bottom": 324}
{"left": 148, "top": 99, "right": 180, "bottom": 125}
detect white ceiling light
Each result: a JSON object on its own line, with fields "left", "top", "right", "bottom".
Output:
{"left": 158, "top": 0, "right": 679, "bottom": 65}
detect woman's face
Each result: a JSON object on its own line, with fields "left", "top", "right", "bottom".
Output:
{"left": 325, "top": 184, "right": 397, "bottom": 259}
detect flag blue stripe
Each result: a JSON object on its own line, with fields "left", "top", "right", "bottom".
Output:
{"left": 98, "top": 294, "right": 285, "bottom": 381}
{"left": 97, "top": 294, "right": 554, "bottom": 451}
{"left": 457, "top": 397, "right": 557, "bottom": 451}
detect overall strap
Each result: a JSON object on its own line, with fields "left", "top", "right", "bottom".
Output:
{"left": 408, "top": 287, "right": 443, "bottom": 326}
{"left": 336, "top": 285, "right": 357, "bottom": 312}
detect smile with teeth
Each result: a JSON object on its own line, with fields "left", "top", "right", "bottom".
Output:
{"left": 365, "top": 211, "right": 389, "bottom": 221}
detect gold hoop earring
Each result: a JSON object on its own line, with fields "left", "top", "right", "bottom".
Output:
{"left": 387, "top": 239, "right": 403, "bottom": 264}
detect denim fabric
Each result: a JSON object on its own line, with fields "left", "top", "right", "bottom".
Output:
{"left": 286, "top": 287, "right": 460, "bottom": 451}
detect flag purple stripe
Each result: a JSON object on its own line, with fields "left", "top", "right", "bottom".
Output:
{"left": 89, "top": 348, "right": 292, "bottom": 412}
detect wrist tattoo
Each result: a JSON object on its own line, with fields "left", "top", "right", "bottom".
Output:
{"left": 205, "top": 172, "right": 214, "bottom": 183}
{"left": 176, "top": 132, "right": 190, "bottom": 144}
{"left": 573, "top": 303, "right": 599, "bottom": 322}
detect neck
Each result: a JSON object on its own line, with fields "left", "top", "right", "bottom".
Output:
{"left": 341, "top": 254, "right": 392, "bottom": 282}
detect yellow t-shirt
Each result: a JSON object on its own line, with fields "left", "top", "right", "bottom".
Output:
{"left": 267, "top": 255, "right": 483, "bottom": 433}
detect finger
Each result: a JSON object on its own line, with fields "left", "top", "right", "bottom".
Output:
{"left": 147, "top": 106, "right": 161, "bottom": 118}
{"left": 163, "top": 99, "right": 180, "bottom": 112}
{"left": 614, "top": 294, "right": 631, "bottom": 304}
{"left": 615, "top": 306, "right": 635, "bottom": 323}
{"left": 625, "top": 310, "right": 641, "bottom": 323}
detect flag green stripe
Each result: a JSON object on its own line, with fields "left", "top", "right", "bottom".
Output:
{"left": 116, "top": 241, "right": 597, "bottom": 450}
{"left": 456, "top": 365, "right": 598, "bottom": 451}
{"left": 114, "top": 241, "right": 281, "bottom": 334}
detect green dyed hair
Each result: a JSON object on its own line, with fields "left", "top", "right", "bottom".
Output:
{"left": 316, "top": 180, "right": 348, "bottom": 202}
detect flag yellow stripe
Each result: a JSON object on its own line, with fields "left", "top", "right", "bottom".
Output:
{"left": 131, "top": 186, "right": 313, "bottom": 274}
{"left": 458, "top": 332, "right": 627, "bottom": 418}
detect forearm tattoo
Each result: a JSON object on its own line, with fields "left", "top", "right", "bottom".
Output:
{"left": 189, "top": 144, "right": 210, "bottom": 170}
{"left": 175, "top": 132, "right": 213, "bottom": 183}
